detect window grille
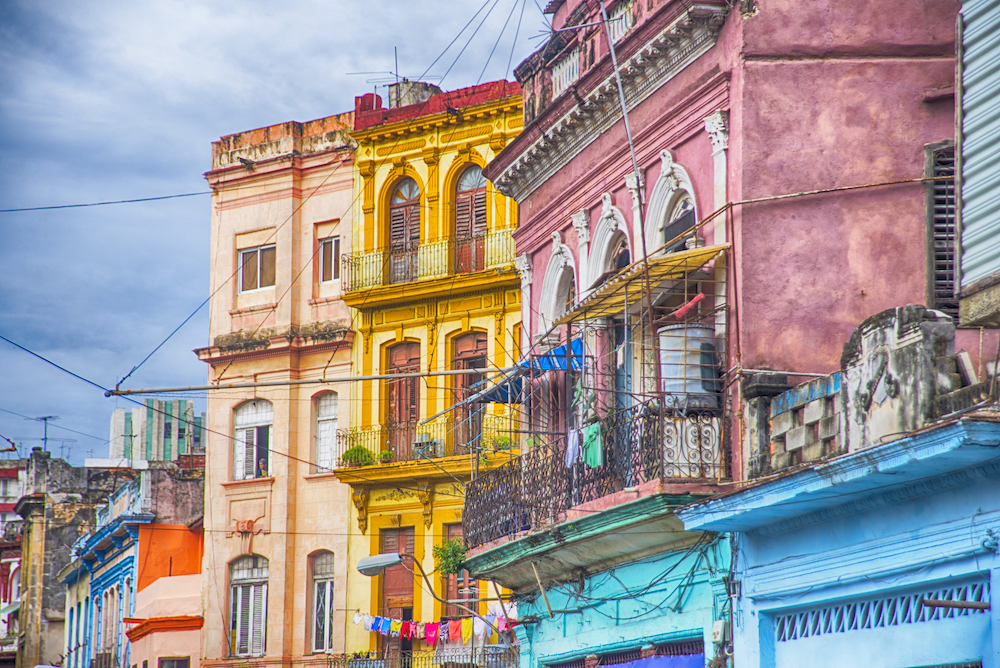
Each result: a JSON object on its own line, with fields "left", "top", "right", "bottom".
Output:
{"left": 930, "top": 146, "right": 957, "bottom": 318}
{"left": 599, "top": 649, "right": 642, "bottom": 666}
{"left": 656, "top": 640, "right": 704, "bottom": 656}
{"left": 552, "top": 48, "right": 580, "bottom": 99}
{"left": 775, "top": 580, "right": 989, "bottom": 642}
{"left": 607, "top": 2, "right": 632, "bottom": 43}
{"left": 312, "top": 552, "right": 335, "bottom": 652}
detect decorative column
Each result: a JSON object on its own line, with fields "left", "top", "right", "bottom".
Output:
{"left": 571, "top": 209, "right": 590, "bottom": 290}
{"left": 704, "top": 110, "right": 729, "bottom": 244}
{"left": 625, "top": 172, "right": 645, "bottom": 258}
{"left": 515, "top": 252, "right": 533, "bottom": 350}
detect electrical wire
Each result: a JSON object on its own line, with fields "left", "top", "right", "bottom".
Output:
{"left": 417, "top": 0, "right": 495, "bottom": 82}
{"left": 439, "top": 0, "right": 503, "bottom": 88}
{"left": 478, "top": 0, "right": 521, "bottom": 85}
{"left": 0, "top": 406, "right": 109, "bottom": 443}
{"left": 0, "top": 191, "right": 209, "bottom": 213}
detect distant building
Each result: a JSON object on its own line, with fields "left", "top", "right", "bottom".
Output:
{"left": 15, "top": 449, "right": 115, "bottom": 668}
{"left": 60, "top": 460, "right": 204, "bottom": 668}
{"left": 0, "top": 461, "right": 25, "bottom": 668}
{"left": 109, "top": 400, "right": 205, "bottom": 463}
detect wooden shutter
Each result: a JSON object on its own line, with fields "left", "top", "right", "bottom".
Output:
{"left": 455, "top": 193, "right": 473, "bottom": 240}
{"left": 380, "top": 528, "right": 415, "bottom": 611}
{"left": 234, "top": 428, "right": 249, "bottom": 480}
{"left": 250, "top": 583, "right": 266, "bottom": 656}
{"left": 390, "top": 207, "right": 407, "bottom": 249}
{"left": 472, "top": 190, "right": 487, "bottom": 237}
{"left": 236, "top": 585, "right": 251, "bottom": 655}
{"left": 931, "top": 147, "right": 957, "bottom": 318}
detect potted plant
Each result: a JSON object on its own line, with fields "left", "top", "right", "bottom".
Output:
{"left": 433, "top": 537, "right": 468, "bottom": 575}
{"left": 341, "top": 446, "right": 374, "bottom": 467}
{"left": 379, "top": 450, "right": 395, "bottom": 464}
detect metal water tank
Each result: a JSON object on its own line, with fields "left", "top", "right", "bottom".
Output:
{"left": 658, "top": 324, "right": 721, "bottom": 409}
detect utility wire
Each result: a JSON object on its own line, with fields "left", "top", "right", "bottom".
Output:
{"left": 0, "top": 407, "right": 108, "bottom": 443}
{"left": 440, "top": 0, "right": 502, "bottom": 88}
{"left": 0, "top": 192, "right": 209, "bottom": 213}
{"left": 505, "top": 0, "right": 528, "bottom": 76}
{"left": 478, "top": 0, "right": 521, "bottom": 84}
{"left": 417, "top": 0, "right": 495, "bottom": 81}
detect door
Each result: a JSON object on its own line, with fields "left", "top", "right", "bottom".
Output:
{"left": 386, "top": 342, "right": 421, "bottom": 459}
{"left": 380, "top": 528, "right": 415, "bottom": 659}
{"left": 389, "top": 179, "right": 420, "bottom": 284}
{"left": 452, "top": 333, "right": 488, "bottom": 456}
{"left": 454, "top": 167, "right": 487, "bottom": 274}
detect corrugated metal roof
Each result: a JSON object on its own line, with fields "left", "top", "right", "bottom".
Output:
{"left": 960, "top": 0, "right": 1000, "bottom": 288}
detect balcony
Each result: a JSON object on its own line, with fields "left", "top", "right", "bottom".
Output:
{"left": 336, "top": 413, "right": 517, "bottom": 468}
{"left": 347, "top": 647, "right": 518, "bottom": 668}
{"left": 463, "top": 401, "right": 723, "bottom": 549}
{"left": 342, "top": 230, "right": 516, "bottom": 293}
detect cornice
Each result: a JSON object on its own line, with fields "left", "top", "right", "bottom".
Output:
{"left": 333, "top": 452, "right": 516, "bottom": 487}
{"left": 350, "top": 98, "right": 521, "bottom": 145}
{"left": 491, "top": 5, "right": 728, "bottom": 203}
{"left": 197, "top": 332, "right": 354, "bottom": 367}
{"left": 126, "top": 615, "right": 203, "bottom": 642}
{"left": 342, "top": 270, "right": 520, "bottom": 311}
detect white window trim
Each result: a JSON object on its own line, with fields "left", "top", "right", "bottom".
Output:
{"left": 315, "top": 393, "right": 338, "bottom": 473}
{"left": 238, "top": 244, "right": 276, "bottom": 294}
{"left": 234, "top": 401, "right": 274, "bottom": 481}
{"left": 318, "top": 237, "right": 341, "bottom": 284}
{"left": 551, "top": 47, "right": 581, "bottom": 99}
{"left": 312, "top": 574, "right": 334, "bottom": 652}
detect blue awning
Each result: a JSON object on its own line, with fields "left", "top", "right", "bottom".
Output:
{"left": 606, "top": 656, "right": 705, "bottom": 668}
{"left": 476, "top": 375, "right": 524, "bottom": 404}
{"left": 521, "top": 337, "right": 585, "bottom": 373}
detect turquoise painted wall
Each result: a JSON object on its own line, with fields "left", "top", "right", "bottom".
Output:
{"left": 513, "top": 538, "right": 730, "bottom": 667}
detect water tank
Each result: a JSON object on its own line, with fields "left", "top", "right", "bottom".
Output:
{"left": 658, "top": 324, "right": 721, "bottom": 409}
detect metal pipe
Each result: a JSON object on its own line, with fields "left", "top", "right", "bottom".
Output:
{"left": 106, "top": 366, "right": 518, "bottom": 396}
{"left": 738, "top": 368, "right": 831, "bottom": 378}
{"left": 921, "top": 598, "right": 990, "bottom": 610}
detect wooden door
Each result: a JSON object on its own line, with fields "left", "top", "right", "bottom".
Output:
{"left": 386, "top": 342, "right": 421, "bottom": 459}
{"left": 380, "top": 528, "right": 415, "bottom": 658}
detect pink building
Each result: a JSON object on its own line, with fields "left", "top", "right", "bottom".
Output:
{"left": 483, "top": 0, "right": 974, "bottom": 481}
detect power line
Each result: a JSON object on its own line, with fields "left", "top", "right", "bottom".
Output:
{"left": 0, "top": 406, "right": 108, "bottom": 443}
{"left": 0, "top": 192, "right": 210, "bottom": 213}
{"left": 439, "top": 0, "right": 503, "bottom": 88}
{"left": 479, "top": 0, "right": 521, "bottom": 85}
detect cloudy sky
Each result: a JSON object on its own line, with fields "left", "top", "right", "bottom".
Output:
{"left": 0, "top": 0, "right": 548, "bottom": 464}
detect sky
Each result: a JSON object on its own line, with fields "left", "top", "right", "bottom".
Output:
{"left": 0, "top": 0, "right": 548, "bottom": 464}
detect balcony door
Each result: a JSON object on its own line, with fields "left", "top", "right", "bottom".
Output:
{"left": 452, "top": 332, "right": 487, "bottom": 456}
{"left": 454, "top": 166, "right": 487, "bottom": 273}
{"left": 386, "top": 342, "right": 421, "bottom": 459}
{"left": 389, "top": 178, "right": 420, "bottom": 284}
{"left": 380, "top": 527, "right": 415, "bottom": 659}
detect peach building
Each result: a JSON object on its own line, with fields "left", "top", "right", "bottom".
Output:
{"left": 197, "top": 111, "right": 356, "bottom": 668}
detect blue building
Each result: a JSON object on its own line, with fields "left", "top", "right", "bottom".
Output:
{"left": 679, "top": 306, "right": 1000, "bottom": 668}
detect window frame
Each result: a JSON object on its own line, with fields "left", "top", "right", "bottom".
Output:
{"left": 319, "top": 236, "right": 341, "bottom": 283}
{"left": 310, "top": 551, "right": 336, "bottom": 653}
{"left": 229, "top": 555, "right": 268, "bottom": 658}
{"left": 925, "top": 141, "right": 958, "bottom": 319}
{"left": 158, "top": 659, "right": 190, "bottom": 668}
{"left": 238, "top": 244, "right": 277, "bottom": 293}
{"left": 233, "top": 400, "right": 273, "bottom": 481}
{"left": 315, "top": 392, "right": 338, "bottom": 473}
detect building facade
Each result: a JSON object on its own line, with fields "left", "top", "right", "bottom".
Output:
{"left": 60, "top": 462, "right": 204, "bottom": 668}
{"left": 197, "top": 111, "right": 356, "bottom": 668}
{"left": 461, "top": 0, "right": 983, "bottom": 666}
{"left": 334, "top": 80, "right": 523, "bottom": 660}
{"left": 110, "top": 400, "right": 205, "bottom": 463}
{"left": 679, "top": 305, "right": 1000, "bottom": 668}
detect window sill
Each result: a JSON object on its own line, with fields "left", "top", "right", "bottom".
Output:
{"left": 221, "top": 476, "right": 275, "bottom": 491}
{"left": 229, "top": 302, "right": 278, "bottom": 316}
{"left": 304, "top": 471, "right": 339, "bottom": 481}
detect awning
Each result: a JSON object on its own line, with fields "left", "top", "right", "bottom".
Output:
{"left": 552, "top": 244, "right": 728, "bottom": 326}
{"left": 520, "top": 337, "right": 584, "bottom": 372}
{"left": 0, "top": 602, "right": 19, "bottom": 615}
{"left": 475, "top": 375, "right": 524, "bottom": 404}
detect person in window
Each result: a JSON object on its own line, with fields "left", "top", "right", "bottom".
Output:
{"left": 256, "top": 458, "right": 268, "bottom": 478}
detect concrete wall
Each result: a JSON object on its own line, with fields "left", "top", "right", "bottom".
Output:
{"left": 129, "top": 574, "right": 202, "bottom": 668}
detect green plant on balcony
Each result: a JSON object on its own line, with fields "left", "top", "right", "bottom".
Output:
{"left": 433, "top": 538, "right": 468, "bottom": 575}
{"left": 490, "top": 435, "right": 512, "bottom": 451}
{"left": 341, "top": 446, "right": 375, "bottom": 467}
{"left": 379, "top": 450, "right": 395, "bottom": 464}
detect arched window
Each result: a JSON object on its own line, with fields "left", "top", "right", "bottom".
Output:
{"left": 454, "top": 165, "right": 487, "bottom": 273}
{"left": 234, "top": 400, "right": 273, "bottom": 481}
{"left": 611, "top": 235, "right": 630, "bottom": 272}
{"left": 230, "top": 555, "right": 268, "bottom": 657}
{"left": 662, "top": 195, "right": 695, "bottom": 253}
{"left": 315, "top": 392, "right": 338, "bottom": 473}
{"left": 388, "top": 178, "right": 421, "bottom": 283}
{"left": 311, "top": 552, "right": 336, "bottom": 652}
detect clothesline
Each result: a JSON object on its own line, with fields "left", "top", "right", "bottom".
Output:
{"left": 351, "top": 611, "right": 514, "bottom": 646}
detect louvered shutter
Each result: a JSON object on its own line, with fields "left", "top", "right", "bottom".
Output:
{"left": 234, "top": 428, "right": 249, "bottom": 480}
{"left": 472, "top": 190, "right": 487, "bottom": 237}
{"left": 237, "top": 585, "right": 251, "bottom": 655}
{"left": 251, "top": 583, "right": 266, "bottom": 656}
{"left": 455, "top": 193, "right": 473, "bottom": 240}
{"left": 931, "top": 148, "right": 957, "bottom": 318}
{"left": 390, "top": 207, "right": 407, "bottom": 249}
{"left": 243, "top": 428, "right": 256, "bottom": 480}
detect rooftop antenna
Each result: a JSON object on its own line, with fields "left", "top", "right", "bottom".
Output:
{"left": 395, "top": 47, "right": 399, "bottom": 86}
{"left": 26, "top": 415, "right": 58, "bottom": 452}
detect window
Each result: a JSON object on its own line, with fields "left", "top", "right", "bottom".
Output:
{"left": 233, "top": 400, "right": 273, "bottom": 481}
{"left": 239, "top": 245, "right": 276, "bottom": 292}
{"left": 928, "top": 144, "right": 957, "bottom": 318}
{"left": 319, "top": 236, "right": 340, "bottom": 283}
{"left": 662, "top": 196, "right": 695, "bottom": 253}
{"left": 552, "top": 47, "right": 580, "bottom": 99}
{"left": 454, "top": 166, "right": 487, "bottom": 273}
{"left": 311, "top": 552, "right": 336, "bottom": 652}
{"left": 159, "top": 660, "right": 190, "bottom": 668}
{"left": 315, "top": 392, "right": 338, "bottom": 473}
{"left": 388, "top": 178, "right": 421, "bottom": 284}
{"left": 229, "top": 555, "right": 268, "bottom": 657}
{"left": 443, "top": 524, "right": 477, "bottom": 618}
{"left": 452, "top": 333, "right": 488, "bottom": 455}
{"left": 379, "top": 528, "right": 414, "bottom": 655}
{"left": 606, "top": 2, "right": 632, "bottom": 43}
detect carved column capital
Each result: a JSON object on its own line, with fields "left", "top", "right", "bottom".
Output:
{"left": 571, "top": 209, "right": 590, "bottom": 247}
{"left": 704, "top": 110, "right": 729, "bottom": 153}
{"left": 515, "top": 252, "right": 533, "bottom": 286}
{"left": 351, "top": 486, "right": 370, "bottom": 534}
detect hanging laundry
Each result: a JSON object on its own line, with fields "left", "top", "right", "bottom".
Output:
{"left": 390, "top": 619, "right": 402, "bottom": 637}
{"left": 415, "top": 621, "right": 426, "bottom": 640}
{"left": 582, "top": 422, "right": 603, "bottom": 468}
{"left": 485, "top": 614, "right": 496, "bottom": 627}
{"left": 565, "top": 428, "right": 580, "bottom": 467}
{"left": 461, "top": 618, "right": 473, "bottom": 644}
{"left": 438, "top": 621, "right": 450, "bottom": 643}
{"left": 380, "top": 617, "right": 392, "bottom": 635}
{"left": 449, "top": 619, "right": 463, "bottom": 644}
{"left": 473, "top": 617, "right": 486, "bottom": 639}
{"left": 353, "top": 612, "right": 362, "bottom": 625}
{"left": 425, "top": 622, "right": 440, "bottom": 646}
{"left": 363, "top": 614, "right": 374, "bottom": 631}
{"left": 371, "top": 615, "right": 382, "bottom": 632}
{"left": 497, "top": 616, "right": 508, "bottom": 632}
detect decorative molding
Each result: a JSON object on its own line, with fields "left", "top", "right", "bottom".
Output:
{"left": 571, "top": 209, "right": 590, "bottom": 247}
{"left": 588, "top": 196, "right": 630, "bottom": 290}
{"left": 493, "top": 5, "right": 728, "bottom": 202}
{"left": 643, "top": 149, "right": 696, "bottom": 252}
{"left": 417, "top": 480, "right": 434, "bottom": 528}
{"left": 352, "top": 487, "right": 370, "bottom": 534}
{"left": 537, "top": 232, "right": 577, "bottom": 334}
{"left": 515, "top": 252, "right": 533, "bottom": 286}
{"left": 703, "top": 110, "right": 729, "bottom": 153}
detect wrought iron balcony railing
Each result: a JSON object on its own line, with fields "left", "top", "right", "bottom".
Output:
{"left": 348, "top": 646, "right": 518, "bottom": 668}
{"left": 342, "top": 229, "right": 516, "bottom": 292}
{"left": 463, "top": 401, "right": 725, "bottom": 549}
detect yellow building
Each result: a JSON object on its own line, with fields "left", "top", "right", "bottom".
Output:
{"left": 336, "top": 81, "right": 522, "bottom": 657}
{"left": 197, "top": 112, "right": 356, "bottom": 668}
